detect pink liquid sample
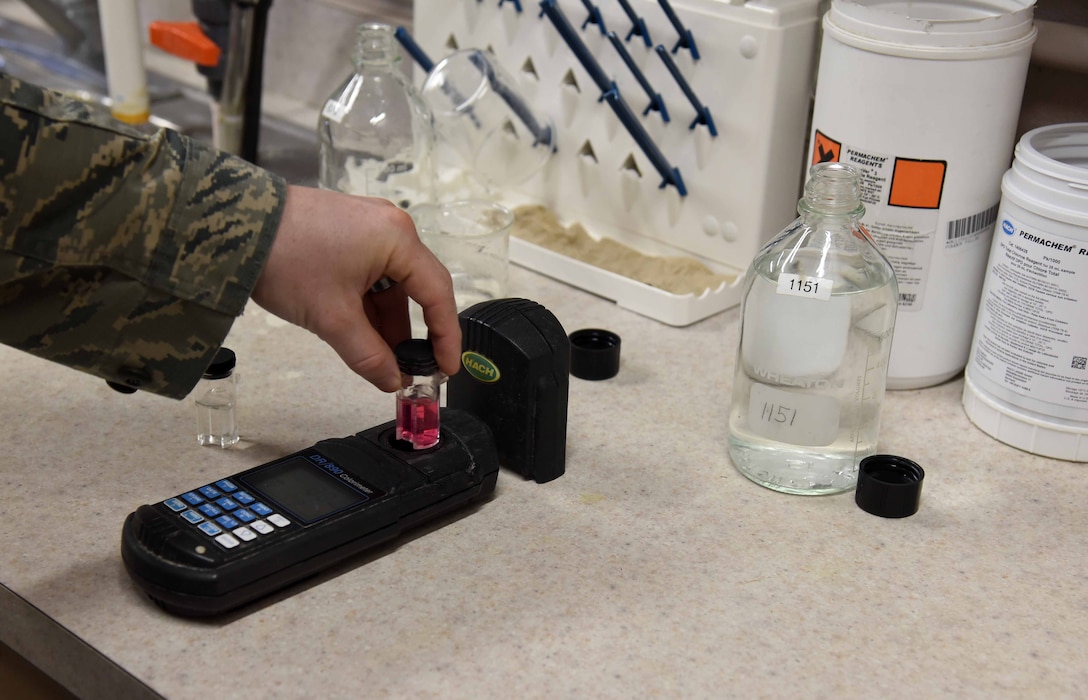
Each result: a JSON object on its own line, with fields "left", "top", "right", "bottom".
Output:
{"left": 397, "top": 395, "right": 440, "bottom": 449}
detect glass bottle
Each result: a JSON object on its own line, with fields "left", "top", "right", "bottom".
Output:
{"left": 727, "top": 162, "right": 898, "bottom": 495}
{"left": 318, "top": 22, "right": 436, "bottom": 209}
{"left": 395, "top": 339, "right": 443, "bottom": 450}
{"left": 195, "top": 347, "right": 239, "bottom": 448}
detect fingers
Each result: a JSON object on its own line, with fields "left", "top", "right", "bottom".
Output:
{"left": 326, "top": 272, "right": 455, "bottom": 391}
{"left": 253, "top": 185, "right": 462, "bottom": 391}
{"left": 370, "top": 207, "right": 462, "bottom": 376}
{"left": 317, "top": 300, "right": 403, "bottom": 392}
{"left": 394, "top": 254, "right": 462, "bottom": 377}
{"left": 422, "top": 298, "right": 462, "bottom": 378}
{"left": 365, "top": 282, "right": 411, "bottom": 359}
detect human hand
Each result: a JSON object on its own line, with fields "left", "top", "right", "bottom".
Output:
{"left": 251, "top": 185, "right": 461, "bottom": 392}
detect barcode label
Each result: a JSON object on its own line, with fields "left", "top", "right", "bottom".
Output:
{"left": 948, "top": 203, "right": 999, "bottom": 240}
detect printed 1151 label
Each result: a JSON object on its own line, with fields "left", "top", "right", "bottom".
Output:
{"left": 776, "top": 273, "right": 833, "bottom": 301}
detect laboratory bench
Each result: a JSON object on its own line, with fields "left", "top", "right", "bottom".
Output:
{"left": 3, "top": 0, "right": 1088, "bottom": 693}
{"left": 2, "top": 263, "right": 1086, "bottom": 699}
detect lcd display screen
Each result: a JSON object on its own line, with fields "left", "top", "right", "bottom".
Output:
{"left": 243, "top": 457, "right": 367, "bottom": 523}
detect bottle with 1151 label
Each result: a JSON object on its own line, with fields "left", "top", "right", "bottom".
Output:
{"left": 728, "top": 162, "right": 898, "bottom": 495}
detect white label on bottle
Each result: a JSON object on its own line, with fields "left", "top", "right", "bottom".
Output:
{"left": 837, "top": 142, "right": 939, "bottom": 313}
{"left": 970, "top": 214, "right": 1088, "bottom": 407}
{"left": 321, "top": 99, "right": 348, "bottom": 125}
{"left": 747, "top": 383, "right": 840, "bottom": 446}
{"left": 776, "top": 273, "right": 833, "bottom": 301}
{"left": 811, "top": 133, "right": 1001, "bottom": 314}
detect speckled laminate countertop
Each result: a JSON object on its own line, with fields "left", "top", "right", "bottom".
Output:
{"left": 2, "top": 264, "right": 1087, "bottom": 699}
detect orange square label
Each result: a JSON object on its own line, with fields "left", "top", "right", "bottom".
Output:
{"left": 889, "top": 158, "right": 946, "bottom": 209}
{"left": 812, "top": 130, "right": 841, "bottom": 165}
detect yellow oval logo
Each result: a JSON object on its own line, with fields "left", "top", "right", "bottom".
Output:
{"left": 461, "top": 351, "right": 500, "bottom": 383}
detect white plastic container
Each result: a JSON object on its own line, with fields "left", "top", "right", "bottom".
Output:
{"left": 413, "top": 0, "right": 824, "bottom": 327}
{"left": 808, "top": 0, "right": 1037, "bottom": 389}
{"left": 963, "top": 123, "right": 1088, "bottom": 462}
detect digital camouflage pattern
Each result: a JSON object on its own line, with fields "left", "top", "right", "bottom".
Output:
{"left": 0, "top": 74, "right": 286, "bottom": 399}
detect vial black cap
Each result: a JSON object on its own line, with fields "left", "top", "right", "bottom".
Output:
{"left": 395, "top": 339, "right": 438, "bottom": 375}
{"left": 569, "top": 328, "right": 621, "bottom": 380}
{"left": 203, "top": 347, "right": 236, "bottom": 380}
{"left": 855, "top": 455, "right": 925, "bottom": 518}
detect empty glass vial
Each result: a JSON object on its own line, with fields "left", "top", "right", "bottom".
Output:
{"left": 395, "top": 339, "right": 443, "bottom": 450}
{"left": 318, "top": 22, "right": 435, "bottom": 208}
{"left": 728, "top": 163, "right": 898, "bottom": 495}
{"left": 195, "top": 347, "right": 239, "bottom": 448}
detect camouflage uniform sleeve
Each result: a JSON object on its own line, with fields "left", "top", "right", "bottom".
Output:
{"left": 0, "top": 74, "right": 287, "bottom": 399}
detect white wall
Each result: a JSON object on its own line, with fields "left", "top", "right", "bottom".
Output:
{"left": 2, "top": 0, "right": 1084, "bottom": 136}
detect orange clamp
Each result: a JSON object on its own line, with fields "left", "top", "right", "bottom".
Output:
{"left": 149, "top": 21, "right": 222, "bottom": 67}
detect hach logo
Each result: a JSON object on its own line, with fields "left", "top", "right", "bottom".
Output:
{"left": 1002, "top": 220, "right": 1015, "bottom": 236}
{"left": 461, "top": 351, "right": 500, "bottom": 383}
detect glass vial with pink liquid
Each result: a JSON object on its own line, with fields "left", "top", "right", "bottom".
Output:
{"left": 395, "top": 339, "right": 443, "bottom": 449}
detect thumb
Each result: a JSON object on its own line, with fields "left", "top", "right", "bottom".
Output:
{"left": 316, "top": 301, "right": 402, "bottom": 392}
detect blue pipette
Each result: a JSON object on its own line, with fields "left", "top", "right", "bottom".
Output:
{"left": 607, "top": 31, "right": 668, "bottom": 121}
{"left": 657, "top": 0, "right": 699, "bottom": 60}
{"left": 655, "top": 44, "right": 715, "bottom": 136}
{"left": 615, "top": 0, "right": 652, "bottom": 46}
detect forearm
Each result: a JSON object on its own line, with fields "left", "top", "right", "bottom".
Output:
{"left": 0, "top": 75, "right": 286, "bottom": 398}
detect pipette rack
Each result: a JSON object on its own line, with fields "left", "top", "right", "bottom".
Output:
{"left": 411, "top": 0, "right": 822, "bottom": 326}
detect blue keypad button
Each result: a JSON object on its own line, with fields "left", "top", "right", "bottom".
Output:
{"left": 181, "top": 491, "right": 204, "bottom": 506}
{"left": 182, "top": 510, "right": 204, "bottom": 524}
{"left": 197, "top": 503, "right": 222, "bottom": 518}
{"left": 215, "top": 497, "right": 239, "bottom": 511}
{"left": 250, "top": 502, "right": 273, "bottom": 516}
{"left": 198, "top": 521, "right": 222, "bottom": 536}
{"left": 234, "top": 508, "right": 256, "bottom": 523}
{"left": 163, "top": 498, "right": 186, "bottom": 512}
{"left": 233, "top": 491, "right": 255, "bottom": 505}
{"left": 198, "top": 485, "right": 221, "bottom": 499}
{"left": 216, "top": 515, "right": 239, "bottom": 529}
{"left": 215, "top": 479, "right": 238, "bottom": 493}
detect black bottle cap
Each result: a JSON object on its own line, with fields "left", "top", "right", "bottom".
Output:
{"left": 569, "top": 329, "right": 621, "bottom": 380}
{"left": 855, "top": 455, "right": 925, "bottom": 518}
{"left": 203, "top": 347, "right": 236, "bottom": 380}
{"left": 395, "top": 339, "right": 438, "bottom": 375}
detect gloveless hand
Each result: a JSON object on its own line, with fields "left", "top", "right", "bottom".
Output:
{"left": 251, "top": 185, "right": 461, "bottom": 392}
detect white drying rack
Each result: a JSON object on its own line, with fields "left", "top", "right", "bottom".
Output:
{"left": 411, "top": 0, "right": 822, "bottom": 326}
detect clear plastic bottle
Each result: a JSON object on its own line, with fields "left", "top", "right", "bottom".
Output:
{"left": 395, "top": 339, "right": 444, "bottom": 450}
{"left": 728, "top": 163, "right": 898, "bottom": 495}
{"left": 195, "top": 347, "right": 239, "bottom": 448}
{"left": 318, "top": 22, "right": 435, "bottom": 208}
